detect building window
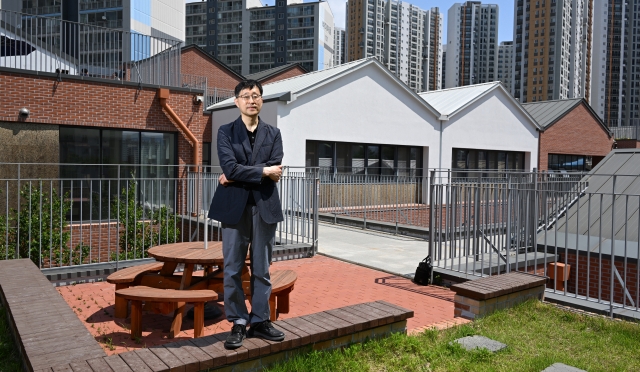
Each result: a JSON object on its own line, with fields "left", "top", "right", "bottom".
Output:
{"left": 306, "top": 140, "right": 422, "bottom": 176}
{"left": 548, "top": 154, "right": 592, "bottom": 171}
{"left": 451, "top": 148, "right": 525, "bottom": 178}
{"left": 278, "top": 13, "right": 284, "bottom": 19}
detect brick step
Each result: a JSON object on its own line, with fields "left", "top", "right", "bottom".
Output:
{"left": 40, "top": 301, "right": 413, "bottom": 372}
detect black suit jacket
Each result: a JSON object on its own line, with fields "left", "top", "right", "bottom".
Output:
{"left": 208, "top": 116, "right": 284, "bottom": 225}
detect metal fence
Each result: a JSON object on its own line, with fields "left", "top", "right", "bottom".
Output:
{"left": 0, "top": 163, "right": 318, "bottom": 269}
{"left": 610, "top": 126, "right": 640, "bottom": 140}
{"left": 1, "top": 9, "right": 182, "bottom": 87}
{"left": 427, "top": 170, "right": 639, "bottom": 315}
{"left": 205, "top": 87, "right": 235, "bottom": 108}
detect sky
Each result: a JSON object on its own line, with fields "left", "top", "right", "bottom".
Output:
{"left": 186, "top": 0, "right": 515, "bottom": 44}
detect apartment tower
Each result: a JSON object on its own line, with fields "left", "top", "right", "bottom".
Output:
{"left": 512, "top": 0, "right": 592, "bottom": 103}
{"left": 206, "top": 0, "right": 334, "bottom": 75}
{"left": 334, "top": 26, "right": 346, "bottom": 65}
{"left": 591, "top": 0, "right": 639, "bottom": 126}
{"left": 346, "top": 0, "right": 443, "bottom": 92}
{"left": 423, "top": 7, "right": 443, "bottom": 91}
{"left": 498, "top": 41, "right": 513, "bottom": 92}
{"left": 186, "top": 1, "right": 207, "bottom": 47}
{"left": 446, "top": 1, "right": 499, "bottom": 88}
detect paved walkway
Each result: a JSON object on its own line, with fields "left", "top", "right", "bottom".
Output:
{"left": 58, "top": 254, "right": 466, "bottom": 355}
{"left": 317, "top": 222, "right": 429, "bottom": 277}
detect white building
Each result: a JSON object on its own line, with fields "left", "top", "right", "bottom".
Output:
{"left": 497, "top": 41, "right": 513, "bottom": 93}
{"left": 446, "top": 1, "right": 499, "bottom": 88}
{"left": 206, "top": 59, "right": 540, "bottom": 173}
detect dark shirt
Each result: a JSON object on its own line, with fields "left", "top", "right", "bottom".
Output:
{"left": 246, "top": 125, "right": 257, "bottom": 205}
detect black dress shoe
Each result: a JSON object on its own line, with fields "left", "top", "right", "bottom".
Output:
{"left": 248, "top": 320, "right": 285, "bottom": 341}
{"left": 225, "top": 323, "right": 246, "bottom": 349}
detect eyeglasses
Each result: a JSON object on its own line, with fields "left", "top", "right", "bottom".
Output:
{"left": 237, "top": 94, "right": 263, "bottom": 102}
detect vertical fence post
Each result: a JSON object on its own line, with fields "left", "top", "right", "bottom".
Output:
{"left": 505, "top": 173, "right": 512, "bottom": 274}
{"left": 610, "top": 175, "right": 616, "bottom": 318}
{"left": 313, "top": 175, "right": 319, "bottom": 255}
{"left": 363, "top": 167, "right": 367, "bottom": 230}
{"left": 429, "top": 169, "right": 436, "bottom": 284}
{"left": 395, "top": 173, "right": 399, "bottom": 235}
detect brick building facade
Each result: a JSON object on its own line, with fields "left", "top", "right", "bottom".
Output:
{"left": 523, "top": 99, "right": 614, "bottom": 171}
{"left": 181, "top": 45, "right": 244, "bottom": 91}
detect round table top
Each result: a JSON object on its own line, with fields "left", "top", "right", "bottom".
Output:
{"left": 147, "top": 241, "right": 225, "bottom": 264}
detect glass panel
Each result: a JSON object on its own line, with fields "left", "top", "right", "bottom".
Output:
{"left": 140, "top": 132, "right": 176, "bottom": 210}
{"left": 477, "top": 151, "right": 487, "bottom": 170}
{"left": 336, "top": 142, "right": 351, "bottom": 173}
{"left": 467, "top": 150, "right": 477, "bottom": 170}
{"left": 397, "top": 147, "right": 408, "bottom": 177}
{"left": 318, "top": 142, "right": 333, "bottom": 174}
{"left": 202, "top": 142, "right": 211, "bottom": 168}
{"left": 381, "top": 145, "right": 395, "bottom": 175}
{"left": 305, "top": 140, "right": 317, "bottom": 168}
{"left": 59, "top": 127, "right": 101, "bottom": 179}
{"left": 102, "top": 130, "right": 139, "bottom": 178}
{"left": 497, "top": 152, "right": 506, "bottom": 171}
{"left": 367, "top": 145, "right": 380, "bottom": 175}
{"left": 352, "top": 144, "right": 365, "bottom": 174}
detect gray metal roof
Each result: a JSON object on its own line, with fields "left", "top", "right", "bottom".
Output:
{"left": 207, "top": 58, "right": 439, "bottom": 115}
{"left": 545, "top": 149, "right": 640, "bottom": 255}
{"left": 521, "top": 98, "right": 583, "bottom": 128}
{"left": 418, "top": 82, "right": 500, "bottom": 118}
{"left": 244, "top": 63, "right": 305, "bottom": 82}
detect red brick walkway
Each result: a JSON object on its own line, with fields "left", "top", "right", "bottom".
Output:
{"left": 57, "top": 255, "right": 469, "bottom": 355}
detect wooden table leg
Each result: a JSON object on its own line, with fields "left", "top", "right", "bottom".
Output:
{"left": 130, "top": 300, "right": 142, "bottom": 340}
{"left": 169, "top": 263, "right": 194, "bottom": 338}
{"left": 269, "top": 295, "right": 277, "bottom": 321}
{"left": 193, "top": 302, "right": 205, "bottom": 338}
{"left": 114, "top": 283, "right": 129, "bottom": 318}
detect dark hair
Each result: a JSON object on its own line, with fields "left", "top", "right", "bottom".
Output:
{"left": 235, "top": 79, "right": 263, "bottom": 97}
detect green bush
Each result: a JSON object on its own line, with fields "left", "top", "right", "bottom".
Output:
{"left": 110, "top": 178, "right": 180, "bottom": 261}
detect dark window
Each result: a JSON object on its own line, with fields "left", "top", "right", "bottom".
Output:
{"left": 548, "top": 154, "right": 591, "bottom": 171}
{"left": 451, "top": 148, "right": 525, "bottom": 178}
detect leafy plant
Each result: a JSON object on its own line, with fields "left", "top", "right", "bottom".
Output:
{"left": 110, "top": 177, "right": 180, "bottom": 261}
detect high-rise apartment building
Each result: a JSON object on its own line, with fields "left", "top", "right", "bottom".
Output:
{"left": 592, "top": 0, "right": 639, "bottom": 126}
{"left": 441, "top": 43, "right": 447, "bottom": 88}
{"left": 19, "top": 0, "right": 185, "bottom": 41}
{"left": 334, "top": 26, "right": 346, "bottom": 65}
{"left": 512, "top": 0, "right": 592, "bottom": 103}
{"left": 206, "top": 0, "right": 334, "bottom": 75}
{"left": 423, "top": 8, "right": 443, "bottom": 91}
{"left": 445, "top": 1, "right": 499, "bottom": 88}
{"left": 345, "top": 0, "right": 442, "bottom": 92}
{"left": 498, "top": 41, "right": 513, "bottom": 92}
{"left": 186, "top": 1, "right": 207, "bottom": 48}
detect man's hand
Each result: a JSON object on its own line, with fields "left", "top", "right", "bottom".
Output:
{"left": 263, "top": 165, "right": 283, "bottom": 182}
{"left": 219, "top": 173, "right": 234, "bottom": 186}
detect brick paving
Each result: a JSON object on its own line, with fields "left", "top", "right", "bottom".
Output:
{"left": 57, "top": 255, "right": 467, "bottom": 355}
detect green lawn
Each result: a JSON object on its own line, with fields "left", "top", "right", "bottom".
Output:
{"left": 267, "top": 300, "right": 640, "bottom": 372}
{"left": 0, "top": 307, "right": 22, "bottom": 372}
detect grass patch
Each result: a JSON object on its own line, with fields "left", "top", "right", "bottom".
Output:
{"left": 267, "top": 300, "right": 640, "bottom": 372}
{"left": 0, "top": 307, "right": 23, "bottom": 372}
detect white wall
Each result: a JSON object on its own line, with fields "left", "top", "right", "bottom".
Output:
{"left": 275, "top": 63, "right": 440, "bottom": 168}
{"left": 440, "top": 89, "right": 539, "bottom": 170}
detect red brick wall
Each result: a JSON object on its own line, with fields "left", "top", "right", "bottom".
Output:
{"left": 260, "top": 66, "right": 307, "bottom": 85}
{"left": 181, "top": 48, "right": 242, "bottom": 90}
{"left": 559, "top": 253, "right": 638, "bottom": 306}
{"left": 538, "top": 103, "right": 614, "bottom": 170}
{"left": 616, "top": 139, "right": 640, "bottom": 149}
{"left": 0, "top": 70, "right": 210, "bottom": 168}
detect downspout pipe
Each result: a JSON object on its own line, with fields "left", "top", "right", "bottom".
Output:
{"left": 158, "top": 88, "right": 200, "bottom": 217}
{"left": 158, "top": 88, "right": 200, "bottom": 168}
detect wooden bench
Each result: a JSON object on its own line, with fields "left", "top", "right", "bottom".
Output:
{"left": 115, "top": 286, "right": 218, "bottom": 339}
{"left": 106, "top": 262, "right": 164, "bottom": 318}
{"left": 451, "top": 271, "right": 548, "bottom": 320}
{"left": 244, "top": 269, "right": 297, "bottom": 321}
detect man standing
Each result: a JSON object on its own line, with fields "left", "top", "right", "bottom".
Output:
{"left": 208, "top": 80, "right": 285, "bottom": 349}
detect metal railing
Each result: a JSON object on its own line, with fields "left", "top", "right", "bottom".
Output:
{"left": 426, "top": 169, "right": 640, "bottom": 316}
{"left": 1, "top": 9, "right": 182, "bottom": 87}
{"left": 205, "top": 87, "right": 235, "bottom": 108}
{"left": 611, "top": 126, "right": 640, "bottom": 140}
{"left": 0, "top": 164, "right": 318, "bottom": 269}
{"left": 607, "top": 119, "right": 640, "bottom": 128}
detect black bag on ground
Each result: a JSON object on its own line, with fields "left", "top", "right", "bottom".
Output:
{"left": 413, "top": 256, "right": 432, "bottom": 285}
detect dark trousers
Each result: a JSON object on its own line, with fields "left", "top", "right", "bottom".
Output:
{"left": 221, "top": 204, "right": 276, "bottom": 325}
